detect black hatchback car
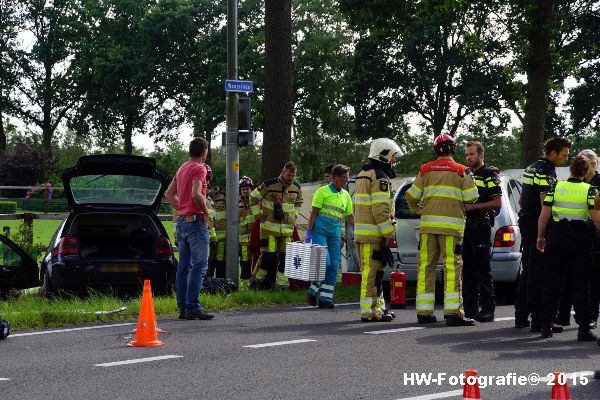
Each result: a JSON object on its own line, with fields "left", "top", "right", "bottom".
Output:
{"left": 40, "top": 155, "right": 176, "bottom": 295}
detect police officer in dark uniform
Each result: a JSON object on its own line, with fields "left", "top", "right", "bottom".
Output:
{"left": 462, "top": 141, "right": 502, "bottom": 322}
{"left": 515, "top": 137, "right": 570, "bottom": 332}
{"left": 556, "top": 150, "right": 600, "bottom": 329}
{"left": 536, "top": 155, "right": 600, "bottom": 340}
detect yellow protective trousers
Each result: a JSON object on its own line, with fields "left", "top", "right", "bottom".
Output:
{"left": 356, "top": 242, "right": 386, "bottom": 320}
{"left": 416, "top": 233, "right": 464, "bottom": 317}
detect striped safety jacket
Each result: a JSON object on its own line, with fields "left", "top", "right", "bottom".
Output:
{"left": 353, "top": 161, "right": 396, "bottom": 243}
{"left": 211, "top": 188, "right": 226, "bottom": 240}
{"left": 406, "top": 158, "right": 479, "bottom": 238}
{"left": 544, "top": 179, "right": 597, "bottom": 222}
{"left": 239, "top": 196, "right": 253, "bottom": 244}
{"left": 250, "top": 176, "right": 304, "bottom": 237}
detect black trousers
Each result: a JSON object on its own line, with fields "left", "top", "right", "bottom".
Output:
{"left": 540, "top": 221, "right": 592, "bottom": 325}
{"left": 462, "top": 219, "right": 495, "bottom": 316}
{"left": 557, "top": 230, "right": 600, "bottom": 322}
{"left": 515, "top": 219, "right": 545, "bottom": 323}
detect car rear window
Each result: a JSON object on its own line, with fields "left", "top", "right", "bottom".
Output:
{"left": 70, "top": 175, "right": 162, "bottom": 205}
{"left": 395, "top": 183, "right": 420, "bottom": 219}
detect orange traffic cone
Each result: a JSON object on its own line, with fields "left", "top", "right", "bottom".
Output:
{"left": 550, "top": 372, "right": 571, "bottom": 400}
{"left": 463, "top": 370, "right": 481, "bottom": 399}
{"left": 128, "top": 280, "right": 164, "bottom": 347}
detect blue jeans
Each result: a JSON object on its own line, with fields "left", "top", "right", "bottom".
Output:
{"left": 307, "top": 229, "right": 341, "bottom": 303}
{"left": 176, "top": 217, "right": 209, "bottom": 313}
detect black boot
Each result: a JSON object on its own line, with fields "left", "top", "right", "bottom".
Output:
{"left": 540, "top": 322, "right": 552, "bottom": 338}
{"left": 445, "top": 315, "right": 475, "bottom": 327}
{"left": 578, "top": 327, "right": 597, "bottom": 342}
{"left": 514, "top": 319, "right": 530, "bottom": 329}
{"left": 307, "top": 294, "right": 317, "bottom": 306}
{"left": 318, "top": 301, "right": 334, "bottom": 309}
{"left": 474, "top": 310, "right": 495, "bottom": 323}
{"left": 417, "top": 314, "right": 437, "bottom": 324}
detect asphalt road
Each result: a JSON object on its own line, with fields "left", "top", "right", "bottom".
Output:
{"left": 2, "top": 303, "right": 600, "bottom": 400}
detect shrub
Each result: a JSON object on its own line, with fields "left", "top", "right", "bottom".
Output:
{"left": 0, "top": 201, "right": 17, "bottom": 214}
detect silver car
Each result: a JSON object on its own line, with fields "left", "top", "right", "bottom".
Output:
{"left": 391, "top": 175, "right": 523, "bottom": 302}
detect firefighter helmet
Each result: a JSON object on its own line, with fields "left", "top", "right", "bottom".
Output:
{"left": 239, "top": 176, "right": 253, "bottom": 189}
{"left": 368, "top": 138, "right": 401, "bottom": 164}
{"left": 432, "top": 133, "right": 456, "bottom": 155}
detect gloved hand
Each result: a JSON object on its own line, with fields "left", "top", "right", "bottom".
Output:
{"left": 305, "top": 229, "right": 312, "bottom": 243}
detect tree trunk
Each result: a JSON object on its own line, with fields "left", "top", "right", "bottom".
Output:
{"left": 123, "top": 120, "right": 133, "bottom": 155}
{"left": 520, "top": 0, "right": 555, "bottom": 168}
{"left": 0, "top": 112, "right": 6, "bottom": 152}
{"left": 42, "top": 60, "right": 53, "bottom": 151}
{"left": 262, "top": 0, "right": 293, "bottom": 180}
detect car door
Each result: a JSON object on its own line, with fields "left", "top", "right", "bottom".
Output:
{"left": 0, "top": 235, "right": 40, "bottom": 293}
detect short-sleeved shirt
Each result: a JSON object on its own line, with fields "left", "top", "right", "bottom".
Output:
{"left": 520, "top": 158, "right": 557, "bottom": 221}
{"left": 312, "top": 183, "right": 352, "bottom": 235}
{"left": 176, "top": 160, "right": 207, "bottom": 217}
{"left": 466, "top": 164, "right": 502, "bottom": 220}
{"left": 543, "top": 178, "right": 597, "bottom": 222}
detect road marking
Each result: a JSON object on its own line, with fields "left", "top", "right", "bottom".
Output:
{"left": 244, "top": 339, "right": 317, "bottom": 348}
{"left": 494, "top": 317, "right": 515, "bottom": 322}
{"left": 295, "top": 302, "right": 359, "bottom": 309}
{"left": 365, "top": 327, "right": 425, "bottom": 335}
{"left": 0, "top": 378, "right": 10, "bottom": 382}
{"left": 394, "top": 389, "right": 463, "bottom": 400}
{"left": 94, "top": 355, "right": 183, "bottom": 367}
{"left": 10, "top": 323, "right": 136, "bottom": 338}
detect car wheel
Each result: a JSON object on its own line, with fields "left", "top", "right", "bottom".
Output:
{"left": 42, "top": 269, "right": 55, "bottom": 298}
{"left": 498, "top": 275, "right": 519, "bottom": 305}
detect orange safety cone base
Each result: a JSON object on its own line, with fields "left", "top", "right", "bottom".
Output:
{"left": 127, "top": 339, "right": 164, "bottom": 347}
{"left": 127, "top": 279, "right": 164, "bottom": 347}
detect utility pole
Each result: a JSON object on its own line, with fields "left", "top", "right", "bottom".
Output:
{"left": 225, "top": 0, "right": 240, "bottom": 284}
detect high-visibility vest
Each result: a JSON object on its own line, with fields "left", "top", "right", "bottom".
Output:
{"left": 544, "top": 179, "right": 596, "bottom": 222}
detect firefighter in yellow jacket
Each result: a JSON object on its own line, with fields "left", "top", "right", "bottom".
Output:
{"left": 208, "top": 184, "right": 227, "bottom": 278}
{"left": 250, "top": 162, "right": 303, "bottom": 289}
{"left": 354, "top": 138, "right": 400, "bottom": 322}
{"left": 239, "top": 176, "right": 254, "bottom": 287}
{"left": 406, "top": 134, "right": 479, "bottom": 327}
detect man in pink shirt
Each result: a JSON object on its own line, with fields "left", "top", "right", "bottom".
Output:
{"left": 165, "top": 138, "right": 214, "bottom": 320}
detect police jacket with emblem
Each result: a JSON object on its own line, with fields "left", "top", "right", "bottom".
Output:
{"left": 466, "top": 164, "right": 502, "bottom": 222}
{"left": 520, "top": 158, "right": 556, "bottom": 222}
{"left": 354, "top": 160, "right": 396, "bottom": 243}
{"left": 543, "top": 178, "right": 597, "bottom": 222}
{"left": 406, "top": 158, "right": 479, "bottom": 238}
{"left": 250, "top": 176, "right": 304, "bottom": 237}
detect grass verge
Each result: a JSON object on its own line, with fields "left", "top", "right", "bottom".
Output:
{"left": 1, "top": 285, "right": 360, "bottom": 331}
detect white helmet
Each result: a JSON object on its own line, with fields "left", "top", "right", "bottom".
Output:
{"left": 368, "top": 138, "right": 401, "bottom": 164}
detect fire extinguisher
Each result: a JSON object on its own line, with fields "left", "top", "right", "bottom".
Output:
{"left": 390, "top": 270, "right": 406, "bottom": 309}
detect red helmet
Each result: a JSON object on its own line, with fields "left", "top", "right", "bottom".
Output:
{"left": 239, "top": 176, "right": 253, "bottom": 189}
{"left": 432, "top": 133, "right": 456, "bottom": 155}
{"left": 204, "top": 164, "right": 213, "bottom": 181}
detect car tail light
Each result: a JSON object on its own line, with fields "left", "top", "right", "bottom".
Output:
{"left": 494, "top": 226, "right": 516, "bottom": 248}
{"left": 154, "top": 237, "right": 173, "bottom": 256}
{"left": 53, "top": 235, "right": 79, "bottom": 256}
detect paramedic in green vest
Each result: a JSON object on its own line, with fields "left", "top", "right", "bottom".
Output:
{"left": 537, "top": 155, "right": 600, "bottom": 340}
{"left": 306, "top": 164, "right": 354, "bottom": 308}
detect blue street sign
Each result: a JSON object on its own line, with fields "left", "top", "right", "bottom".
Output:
{"left": 225, "top": 80, "right": 253, "bottom": 93}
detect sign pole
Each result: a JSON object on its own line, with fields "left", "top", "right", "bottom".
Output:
{"left": 225, "top": 0, "right": 240, "bottom": 284}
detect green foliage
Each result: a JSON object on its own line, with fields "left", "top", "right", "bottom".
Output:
{"left": 148, "top": 140, "right": 189, "bottom": 177}
{"left": 0, "top": 201, "right": 16, "bottom": 213}
{"left": 0, "top": 138, "right": 58, "bottom": 197}
{"left": 9, "top": 223, "right": 46, "bottom": 262}
{"left": 2, "top": 285, "right": 360, "bottom": 330}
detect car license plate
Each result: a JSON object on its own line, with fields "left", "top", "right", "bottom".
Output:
{"left": 100, "top": 263, "right": 139, "bottom": 273}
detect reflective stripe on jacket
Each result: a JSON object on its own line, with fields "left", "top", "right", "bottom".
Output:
{"left": 406, "top": 158, "right": 478, "bottom": 237}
